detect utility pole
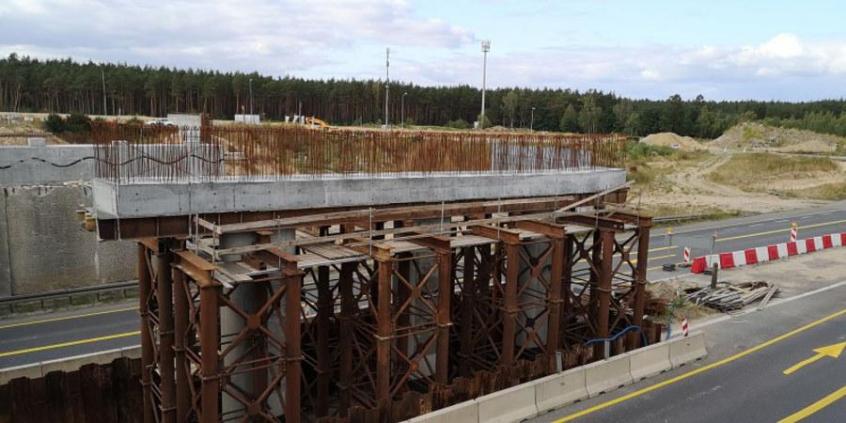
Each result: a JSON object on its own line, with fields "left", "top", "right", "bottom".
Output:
{"left": 384, "top": 48, "right": 390, "bottom": 129}
{"left": 530, "top": 107, "right": 536, "bottom": 132}
{"left": 401, "top": 92, "right": 408, "bottom": 128}
{"left": 249, "top": 78, "right": 254, "bottom": 116}
{"left": 480, "top": 40, "right": 491, "bottom": 129}
{"left": 101, "top": 68, "right": 107, "bottom": 116}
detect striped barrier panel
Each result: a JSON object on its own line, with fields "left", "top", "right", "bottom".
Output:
{"left": 690, "top": 232, "right": 846, "bottom": 274}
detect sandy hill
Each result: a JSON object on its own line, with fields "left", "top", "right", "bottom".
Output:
{"left": 711, "top": 122, "right": 844, "bottom": 153}
{"left": 640, "top": 132, "right": 706, "bottom": 151}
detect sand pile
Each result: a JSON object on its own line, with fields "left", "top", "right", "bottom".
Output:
{"left": 640, "top": 132, "right": 706, "bottom": 151}
{"left": 711, "top": 122, "right": 843, "bottom": 153}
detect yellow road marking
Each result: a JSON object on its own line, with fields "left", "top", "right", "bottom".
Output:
{"left": 783, "top": 355, "right": 826, "bottom": 376}
{"left": 647, "top": 246, "right": 678, "bottom": 253}
{"left": 783, "top": 342, "right": 846, "bottom": 375}
{"left": 0, "top": 331, "right": 140, "bottom": 358}
{"left": 554, "top": 308, "right": 846, "bottom": 422}
{"left": 778, "top": 384, "right": 846, "bottom": 423}
{"left": 717, "top": 219, "right": 846, "bottom": 243}
{"left": 0, "top": 306, "right": 137, "bottom": 330}
{"left": 632, "top": 253, "right": 676, "bottom": 266}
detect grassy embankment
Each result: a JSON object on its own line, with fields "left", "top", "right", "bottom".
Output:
{"left": 707, "top": 153, "right": 846, "bottom": 200}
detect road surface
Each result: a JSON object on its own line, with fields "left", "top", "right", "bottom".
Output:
{"left": 531, "top": 277, "right": 846, "bottom": 422}
{"left": 1, "top": 201, "right": 845, "bottom": 370}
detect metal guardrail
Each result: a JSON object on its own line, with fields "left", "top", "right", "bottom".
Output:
{"left": 0, "top": 280, "right": 138, "bottom": 315}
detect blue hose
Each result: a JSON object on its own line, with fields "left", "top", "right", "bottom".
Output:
{"left": 584, "top": 324, "right": 649, "bottom": 348}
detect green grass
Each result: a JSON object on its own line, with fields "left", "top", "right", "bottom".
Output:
{"left": 789, "top": 182, "right": 846, "bottom": 201}
{"left": 707, "top": 153, "right": 839, "bottom": 190}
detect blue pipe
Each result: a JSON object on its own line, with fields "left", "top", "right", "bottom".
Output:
{"left": 584, "top": 325, "right": 649, "bottom": 348}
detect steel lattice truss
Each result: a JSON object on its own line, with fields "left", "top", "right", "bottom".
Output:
{"left": 135, "top": 197, "right": 659, "bottom": 423}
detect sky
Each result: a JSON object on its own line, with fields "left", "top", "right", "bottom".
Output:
{"left": 1, "top": 0, "right": 845, "bottom": 101}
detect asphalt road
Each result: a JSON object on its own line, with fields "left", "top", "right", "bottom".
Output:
{"left": 531, "top": 278, "right": 846, "bottom": 422}
{"left": 1, "top": 201, "right": 845, "bottom": 369}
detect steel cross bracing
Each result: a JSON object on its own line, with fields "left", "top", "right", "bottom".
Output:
{"left": 135, "top": 197, "right": 659, "bottom": 422}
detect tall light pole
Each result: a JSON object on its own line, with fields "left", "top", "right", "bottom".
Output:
{"left": 401, "top": 91, "right": 408, "bottom": 128}
{"left": 530, "top": 107, "right": 536, "bottom": 132}
{"left": 480, "top": 40, "right": 491, "bottom": 129}
{"left": 384, "top": 48, "right": 390, "bottom": 129}
{"left": 249, "top": 78, "right": 254, "bottom": 116}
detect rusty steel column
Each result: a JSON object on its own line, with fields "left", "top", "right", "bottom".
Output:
{"left": 199, "top": 285, "right": 220, "bottom": 423}
{"left": 172, "top": 268, "right": 190, "bottom": 421}
{"left": 630, "top": 224, "right": 651, "bottom": 349}
{"left": 154, "top": 239, "right": 176, "bottom": 423}
{"left": 458, "top": 246, "right": 476, "bottom": 376}
{"left": 375, "top": 258, "right": 393, "bottom": 415}
{"left": 337, "top": 262, "right": 356, "bottom": 414}
{"left": 283, "top": 258, "right": 302, "bottom": 423}
{"left": 596, "top": 229, "right": 615, "bottom": 357}
{"left": 395, "top": 255, "right": 411, "bottom": 359}
{"left": 315, "top": 264, "right": 331, "bottom": 417}
{"left": 546, "top": 236, "right": 565, "bottom": 373}
{"left": 138, "top": 243, "right": 154, "bottom": 423}
{"left": 435, "top": 250, "right": 452, "bottom": 384}
{"left": 502, "top": 242, "right": 520, "bottom": 366}
{"left": 561, "top": 236, "right": 573, "bottom": 327}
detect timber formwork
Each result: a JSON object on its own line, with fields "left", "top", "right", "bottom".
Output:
{"left": 136, "top": 194, "right": 661, "bottom": 423}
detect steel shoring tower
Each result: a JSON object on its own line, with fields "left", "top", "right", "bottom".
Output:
{"left": 135, "top": 196, "right": 658, "bottom": 423}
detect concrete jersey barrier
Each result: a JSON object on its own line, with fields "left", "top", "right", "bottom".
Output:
{"left": 476, "top": 382, "right": 539, "bottom": 423}
{"left": 691, "top": 232, "right": 846, "bottom": 273}
{"left": 408, "top": 333, "right": 708, "bottom": 423}
{"left": 628, "top": 340, "right": 672, "bottom": 381}
{"left": 584, "top": 353, "right": 633, "bottom": 397}
{"left": 669, "top": 331, "right": 707, "bottom": 368}
{"left": 534, "top": 366, "right": 588, "bottom": 413}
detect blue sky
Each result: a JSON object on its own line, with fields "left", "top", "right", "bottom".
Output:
{"left": 1, "top": 0, "right": 844, "bottom": 100}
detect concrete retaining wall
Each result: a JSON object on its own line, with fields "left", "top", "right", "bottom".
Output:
{"left": 0, "top": 144, "right": 137, "bottom": 297}
{"left": 0, "top": 185, "right": 137, "bottom": 296}
{"left": 406, "top": 332, "right": 707, "bottom": 423}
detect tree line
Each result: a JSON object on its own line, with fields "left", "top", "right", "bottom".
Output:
{"left": 2, "top": 54, "right": 846, "bottom": 138}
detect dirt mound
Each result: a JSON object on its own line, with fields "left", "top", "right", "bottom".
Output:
{"left": 640, "top": 132, "right": 705, "bottom": 151}
{"left": 711, "top": 122, "right": 843, "bottom": 153}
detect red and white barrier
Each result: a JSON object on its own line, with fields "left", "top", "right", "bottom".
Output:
{"left": 683, "top": 247, "right": 691, "bottom": 264}
{"left": 690, "top": 232, "right": 846, "bottom": 274}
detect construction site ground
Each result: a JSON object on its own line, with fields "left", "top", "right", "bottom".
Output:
{"left": 652, "top": 245, "right": 846, "bottom": 328}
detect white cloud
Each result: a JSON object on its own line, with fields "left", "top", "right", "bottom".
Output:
{"left": 1, "top": 1, "right": 845, "bottom": 101}
{"left": 0, "top": 0, "right": 474, "bottom": 73}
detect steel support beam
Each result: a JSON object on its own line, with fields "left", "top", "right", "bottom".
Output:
{"left": 199, "top": 285, "right": 220, "bottom": 423}
{"left": 629, "top": 224, "right": 651, "bottom": 349}
{"left": 138, "top": 243, "right": 154, "bottom": 423}
{"left": 172, "top": 267, "right": 190, "bottom": 421}
{"left": 435, "top": 250, "right": 452, "bottom": 384}
{"left": 595, "top": 229, "right": 614, "bottom": 357}
{"left": 154, "top": 240, "right": 176, "bottom": 423}
{"left": 375, "top": 257, "right": 393, "bottom": 418}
